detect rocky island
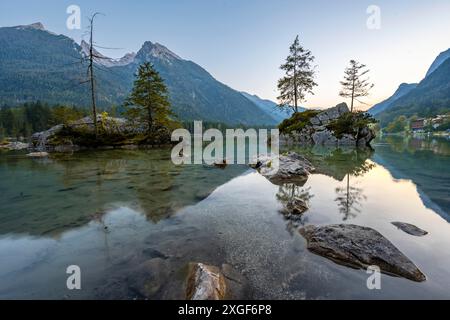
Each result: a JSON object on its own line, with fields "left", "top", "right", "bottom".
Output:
{"left": 279, "top": 103, "right": 376, "bottom": 147}
{"left": 30, "top": 115, "right": 173, "bottom": 152}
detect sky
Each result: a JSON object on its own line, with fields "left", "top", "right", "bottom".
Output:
{"left": 1, "top": 0, "right": 449, "bottom": 110}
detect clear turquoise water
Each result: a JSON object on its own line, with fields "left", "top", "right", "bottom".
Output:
{"left": 0, "top": 136, "right": 449, "bottom": 299}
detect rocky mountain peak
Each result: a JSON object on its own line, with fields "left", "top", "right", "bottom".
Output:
{"left": 14, "top": 22, "right": 46, "bottom": 31}
{"left": 137, "top": 41, "right": 182, "bottom": 62}
{"left": 425, "top": 48, "right": 450, "bottom": 77}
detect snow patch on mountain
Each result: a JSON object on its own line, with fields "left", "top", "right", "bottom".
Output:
{"left": 80, "top": 40, "right": 136, "bottom": 67}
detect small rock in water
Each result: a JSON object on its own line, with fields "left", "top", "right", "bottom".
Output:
{"left": 299, "top": 224, "right": 426, "bottom": 282}
{"left": 280, "top": 198, "right": 309, "bottom": 219}
{"left": 392, "top": 222, "right": 428, "bottom": 237}
{"left": 186, "top": 263, "right": 226, "bottom": 300}
{"left": 253, "top": 152, "right": 315, "bottom": 185}
{"left": 26, "top": 152, "right": 49, "bottom": 158}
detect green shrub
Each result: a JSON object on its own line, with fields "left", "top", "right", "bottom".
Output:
{"left": 278, "top": 110, "right": 320, "bottom": 134}
{"left": 326, "top": 111, "right": 377, "bottom": 138}
{"left": 384, "top": 115, "right": 408, "bottom": 134}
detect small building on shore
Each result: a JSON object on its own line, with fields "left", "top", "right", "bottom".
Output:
{"left": 410, "top": 118, "right": 425, "bottom": 132}
{"left": 431, "top": 115, "right": 450, "bottom": 129}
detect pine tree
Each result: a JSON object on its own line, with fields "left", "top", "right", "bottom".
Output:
{"left": 125, "top": 62, "right": 172, "bottom": 134}
{"left": 0, "top": 108, "right": 15, "bottom": 136}
{"left": 277, "top": 35, "right": 317, "bottom": 113}
{"left": 339, "top": 60, "right": 374, "bottom": 112}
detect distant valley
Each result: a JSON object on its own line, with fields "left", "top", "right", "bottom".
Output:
{"left": 369, "top": 48, "right": 450, "bottom": 126}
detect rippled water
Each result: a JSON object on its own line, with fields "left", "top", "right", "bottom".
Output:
{"left": 0, "top": 136, "right": 449, "bottom": 299}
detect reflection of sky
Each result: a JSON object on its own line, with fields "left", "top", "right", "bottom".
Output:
{"left": 1, "top": 160, "right": 450, "bottom": 299}
{"left": 373, "top": 154, "right": 449, "bottom": 220}
{"left": 372, "top": 137, "right": 450, "bottom": 219}
{"left": 1, "top": 0, "right": 449, "bottom": 108}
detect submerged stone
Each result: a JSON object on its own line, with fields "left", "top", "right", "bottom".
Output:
{"left": 186, "top": 263, "right": 226, "bottom": 300}
{"left": 26, "top": 152, "right": 49, "bottom": 158}
{"left": 280, "top": 198, "right": 309, "bottom": 218}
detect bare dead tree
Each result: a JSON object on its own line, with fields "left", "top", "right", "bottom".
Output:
{"left": 87, "top": 12, "right": 102, "bottom": 137}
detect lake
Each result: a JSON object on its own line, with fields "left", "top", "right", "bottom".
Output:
{"left": 0, "top": 136, "right": 449, "bottom": 299}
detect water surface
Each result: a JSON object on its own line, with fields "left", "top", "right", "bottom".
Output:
{"left": 0, "top": 137, "right": 449, "bottom": 299}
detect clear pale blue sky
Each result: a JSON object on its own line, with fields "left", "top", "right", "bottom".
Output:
{"left": 1, "top": 0, "right": 449, "bottom": 109}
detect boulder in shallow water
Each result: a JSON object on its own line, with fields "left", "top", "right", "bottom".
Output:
{"left": 392, "top": 222, "right": 428, "bottom": 237}
{"left": 299, "top": 224, "right": 426, "bottom": 282}
{"left": 253, "top": 152, "right": 315, "bottom": 185}
{"left": 186, "top": 263, "right": 226, "bottom": 300}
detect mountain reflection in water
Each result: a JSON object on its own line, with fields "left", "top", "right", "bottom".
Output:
{"left": 373, "top": 136, "right": 450, "bottom": 220}
{"left": 0, "top": 137, "right": 449, "bottom": 299}
{"left": 0, "top": 149, "right": 247, "bottom": 236}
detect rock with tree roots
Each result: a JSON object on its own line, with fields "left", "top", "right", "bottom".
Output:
{"left": 299, "top": 224, "right": 426, "bottom": 282}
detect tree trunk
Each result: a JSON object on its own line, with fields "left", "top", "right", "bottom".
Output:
{"left": 147, "top": 107, "right": 153, "bottom": 135}
{"left": 89, "top": 19, "right": 98, "bottom": 137}
{"left": 293, "top": 65, "right": 298, "bottom": 113}
{"left": 351, "top": 78, "right": 355, "bottom": 113}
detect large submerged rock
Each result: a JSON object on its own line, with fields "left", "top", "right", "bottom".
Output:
{"left": 280, "top": 103, "right": 375, "bottom": 147}
{"left": 253, "top": 152, "right": 315, "bottom": 185}
{"left": 299, "top": 224, "right": 426, "bottom": 282}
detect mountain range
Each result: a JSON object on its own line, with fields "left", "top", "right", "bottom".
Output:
{"left": 0, "top": 23, "right": 281, "bottom": 126}
{"left": 369, "top": 48, "right": 450, "bottom": 125}
{"left": 240, "top": 92, "right": 298, "bottom": 123}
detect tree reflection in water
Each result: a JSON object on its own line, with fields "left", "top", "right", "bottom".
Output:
{"left": 334, "top": 157, "right": 375, "bottom": 221}
{"left": 276, "top": 183, "right": 314, "bottom": 233}
{"left": 278, "top": 146, "right": 377, "bottom": 223}
{"left": 335, "top": 175, "right": 365, "bottom": 220}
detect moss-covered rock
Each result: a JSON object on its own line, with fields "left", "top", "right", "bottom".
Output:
{"left": 279, "top": 103, "right": 377, "bottom": 147}
{"left": 278, "top": 110, "right": 320, "bottom": 134}
{"left": 326, "top": 111, "right": 377, "bottom": 139}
